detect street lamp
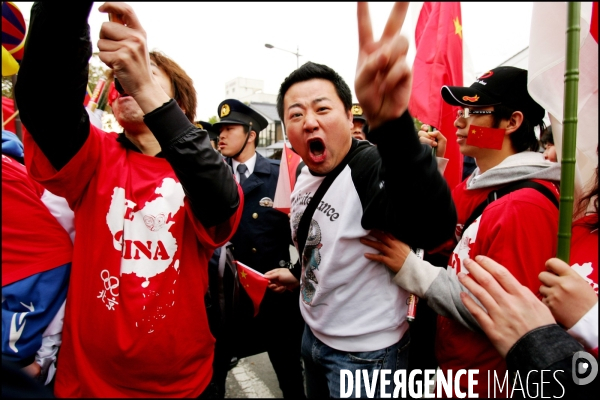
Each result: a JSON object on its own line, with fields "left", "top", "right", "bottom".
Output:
{"left": 265, "top": 43, "right": 301, "bottom": 69}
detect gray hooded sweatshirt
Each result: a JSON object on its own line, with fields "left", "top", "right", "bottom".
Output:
{"left": 393, "top": 151, "right": 561, "bottom": 331}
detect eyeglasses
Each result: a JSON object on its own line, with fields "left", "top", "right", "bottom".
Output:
{"left": 457, "top": 108, "right": 495, "bottom": 119}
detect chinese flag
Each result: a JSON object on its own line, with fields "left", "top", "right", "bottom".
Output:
{"left": 236, "top": 261, "right": 269, "bottom": 317}
{"left": 466, "top": 125, "right": 505, "bottom": 150}
{"left": 528, "top": 2, "right": 598, "bottom": 218}
{"left": 273, "top": 144, "right": 302, "bottom": 215}
{"left": 409, "top": 2, "right": 464, "bottom": 190}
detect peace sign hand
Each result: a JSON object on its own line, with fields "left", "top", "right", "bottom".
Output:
{"left": 356, "top": 2, "right": 412, "bottom": 130}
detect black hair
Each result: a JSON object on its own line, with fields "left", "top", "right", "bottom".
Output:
{"left": 540, "top": 125, "right": 554, "bottom": 146}
{"left": 245, "top": 124, "right": 260, "bottom": 148}
{"left": 492, "top": 104, "right": 543, "bottom": 153}
{"left": 276, "top": 61, "right": 352, "bottom": 121}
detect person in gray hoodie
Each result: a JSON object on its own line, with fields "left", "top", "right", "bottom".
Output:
{"left": 361, "top": 66, "right": 562, "bottom": 397}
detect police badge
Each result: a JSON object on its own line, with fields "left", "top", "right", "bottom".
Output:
{"left": 259, "top": 197, "right": 274, "bottom": 208}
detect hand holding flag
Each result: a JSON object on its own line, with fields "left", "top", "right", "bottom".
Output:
{"left": 236, "top": 261, "right": 269, "bottom": 317}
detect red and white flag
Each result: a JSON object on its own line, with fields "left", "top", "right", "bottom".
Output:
{"left": 236, "top": 261, "right": 269, "bottom": 317}
{"left": 528, "top": 2, "right": 598, "bottom": 218}
{"left": 273, "top": 144, "right": 302, "bottom": 215}
{"left": 409, "top": 2, "right": 464, "bottom": 190}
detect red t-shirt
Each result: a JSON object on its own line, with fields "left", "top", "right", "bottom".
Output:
{"left": 570, "top": 213, "right": 599, "bottom": 356}
{"left": 436, "top": 179, "right": 560, "bottom": 398}
{"left": 24, "top": 127, "right": 243, "bottom": 398}
{"left": 570, "top": 213, "right": 598, "bottom": 289}
{"left": 2, "top": 154, "right": 73, "bottom": 286}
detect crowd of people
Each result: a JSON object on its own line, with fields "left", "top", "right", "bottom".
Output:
{"left": 2, "top": 1, "right": 597, "bottom": 399}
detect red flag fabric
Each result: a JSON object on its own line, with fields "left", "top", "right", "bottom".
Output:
{"left": 528, "top": 2, "right": 598, "bottom": 218}
{"left": 591, "top": 2, "right": 598, "bottom": 43}
{"left": 236, "top": 261, "right": 269, "bottom": 317}
{"left": 2, "top": 96, "right": 29, "bottom": 138}
{"left": 466, "top": 125, "right": 505, "bottom": 150}
{"left": 83, "top": 92, "right": 91, "bottom": 108}
{"left": 274, "top": 144, "right": 302, "bottom": 215}
{"left": 409, "top": 2, "right": 464, "bottom": 190}
{"left": 285, "top": 145, "right": 301, "bottom": 190}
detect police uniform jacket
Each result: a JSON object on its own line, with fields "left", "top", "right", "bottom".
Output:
{"left": 226, "top": 152, "right": 292, "bottom": 274}
{"left": 225, "top": 152, "right": 301, "bottom": 358}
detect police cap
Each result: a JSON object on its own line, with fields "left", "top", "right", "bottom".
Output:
{"left": 351, "top": 103, "right": 367, "bottom": 123}
{"left": 213, "top": 99, "right": 268, "bottom": 133}
{"left": 195, "top": 120, "right": 219, "bottom": 141}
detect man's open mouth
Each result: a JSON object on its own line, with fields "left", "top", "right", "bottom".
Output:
{"left": 308, "top": 138, "right": 325, "bottom": 157}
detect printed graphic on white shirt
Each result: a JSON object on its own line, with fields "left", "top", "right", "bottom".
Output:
{"left": 104, "top": 177, "right": 185, "bottom": 332}
{"left": 292, "top": 212, "right": 322, "bottom": 305}
{"left": 449, "top": 217, "right": 480, "bottom": 275}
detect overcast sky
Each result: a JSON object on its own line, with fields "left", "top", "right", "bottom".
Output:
{"left": 15, "top": 2, "right": 533, "bottom": 121}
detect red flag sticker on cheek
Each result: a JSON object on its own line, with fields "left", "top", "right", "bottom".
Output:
{"left": 466, "top": 125, "right": 506, "bottom": 150}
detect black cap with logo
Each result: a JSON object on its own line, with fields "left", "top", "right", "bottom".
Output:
{"left": 441, "top": 66, "right": 545, "bottom": 125}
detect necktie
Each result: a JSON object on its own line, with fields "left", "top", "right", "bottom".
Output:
{"left": 237, "top": 163, "right": 248, "bottom": 186}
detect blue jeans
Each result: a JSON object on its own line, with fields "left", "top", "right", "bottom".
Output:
{"left": 301, "top": 325, "right": 410, "bottom": 398}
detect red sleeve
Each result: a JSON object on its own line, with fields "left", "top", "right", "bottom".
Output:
{"left": 23, "top": 125, "right": 103, "bottom": 208}
{"left": 470, "top": 188, "right": 559, "bottom": 294}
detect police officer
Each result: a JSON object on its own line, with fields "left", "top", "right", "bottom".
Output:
{"left": 195, "top": 120, "right": 220, "bottom": 151}
{"left": 212, "top": 99, "right": 305, "bottom": 399}
{"left": 351, "top": 103, "right": 369, "bottom": 140}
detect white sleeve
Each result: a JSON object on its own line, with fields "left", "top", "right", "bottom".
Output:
{"left": 40, "top": 189, "right": 75, "bottom": 243}
{"left": 436, "top": 157, "right": 449, "bottom": 175}
{"left": 35, "top": 300, "right": 65, "bottom": 385}
{"left": 567, "top": 300, "right": 598, "bottom": 352}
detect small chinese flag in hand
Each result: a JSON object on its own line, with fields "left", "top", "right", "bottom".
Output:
{"left": 466, "top": 125, "right": 505, "bottom": 150}
{"left": 236, "top": 261, "right": 269, "bottom": 317}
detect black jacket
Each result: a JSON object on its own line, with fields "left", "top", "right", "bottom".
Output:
{"left": 506, "top": 324, "right": 597, "bottom": 399}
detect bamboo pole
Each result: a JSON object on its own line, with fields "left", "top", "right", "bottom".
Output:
{"left": 556, "top": 2, "right": 581, "bottom": 262}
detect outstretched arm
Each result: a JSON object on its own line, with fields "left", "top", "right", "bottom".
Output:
{"left": 97, "top": 2, "right": 240, "bottom": 227}
{"left": 15, "top": 2, "right": 95, "bottom": 171}
{"left": 361, "top": 230, "right": 480, "bottom": 330}
{"left": 355, "top": 3, "right": 456, "bottom": 250}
